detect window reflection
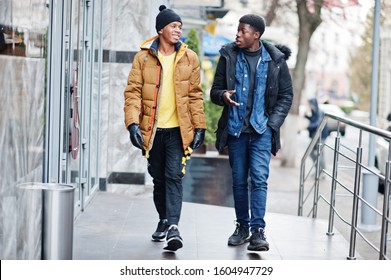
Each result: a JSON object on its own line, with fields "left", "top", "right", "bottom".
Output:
{"left": 0, "top": 25, "right": 47, "bottom": 57}
{"left": 0, "top": 0, "right": 48, "bottom": 58}
{"left": 0, "top": 24, "right": 24, "bottom": 56}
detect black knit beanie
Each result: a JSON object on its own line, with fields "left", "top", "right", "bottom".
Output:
{"left": 155, "top": 5, "right": 182, "bottom": 32}
{"left": 239, "top": 14, "right": 265, "bottom": 36}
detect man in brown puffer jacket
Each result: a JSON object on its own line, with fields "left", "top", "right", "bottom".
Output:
{"left": 123, "top": 5, "right": 206, "bottom": 251}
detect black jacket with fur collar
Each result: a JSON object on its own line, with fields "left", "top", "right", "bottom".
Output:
{"left": 210, "top": 40, "right": 293, "bottom": 155}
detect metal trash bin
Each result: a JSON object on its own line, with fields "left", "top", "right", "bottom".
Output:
{"left": 42, "top": 183, "right": 75, "bottom": 260}
{"left": 16, "top": 183, "right": 75, "bottom": 260}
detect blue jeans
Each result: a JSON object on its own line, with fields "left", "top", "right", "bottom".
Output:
{"left": 228, "top": 127, "right": 272, "bottom": 233}
{"left": 147, "top": 128, "right": 185, "bottom": 226}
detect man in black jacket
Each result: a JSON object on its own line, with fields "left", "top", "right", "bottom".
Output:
{"left": 210, "top": 14, "right": 293, "bottom": 251}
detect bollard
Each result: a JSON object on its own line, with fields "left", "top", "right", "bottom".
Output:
{"left": 359, "top": 169, "right": 381, "bottom": 232}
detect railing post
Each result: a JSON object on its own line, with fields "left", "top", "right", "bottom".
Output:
{"left": 313, "top": 140, "right": 322, "bottom": 218}
{"left": 379, "top": 159, "right": 390, "bottom": 260}
{"left": 298, "top": 163, "right": 305, "bottom": 216}
{"left": 327, "top": 134, "right": 340, "bottom": 236}
{"left": 348, "top": 132, "right": 363, "bottom": 260}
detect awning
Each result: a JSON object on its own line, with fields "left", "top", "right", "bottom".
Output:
{"left": 203, "top": 32, "right": 231, "bottom": 56}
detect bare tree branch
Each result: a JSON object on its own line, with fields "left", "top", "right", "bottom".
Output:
{"left": 264, "top": 0, "right": 280, "bottom": 26}
{"left": 291, "top": 0, "right": 323, "bottom": 115}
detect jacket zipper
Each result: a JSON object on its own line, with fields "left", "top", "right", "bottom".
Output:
{"left": 145, "top": 60, "right": 161, "bottom": 158}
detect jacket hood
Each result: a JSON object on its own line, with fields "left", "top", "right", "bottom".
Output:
{"left": 220, "top": 41, "right": 291, "bottom": 62}
{"left": 263, "top": 41, "right": 291, "bottom": 61}
{"left": 140, "top": 36, "right": 158, "bottom": 50}
{"left": 140, "top": 36, "right": 185, "bottom": 54}
{"left": 274, "top": 44, "right": 291, "bottom": 60}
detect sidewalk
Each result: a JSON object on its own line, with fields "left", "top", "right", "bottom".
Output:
{"left": 72, "top": 113, "right": 390, "bottom": 260}
{"left": 74, "top": 118, "right": 387, "bottom": 260}
{"left": 73, "top": 155, "right": 360, "bottom": 260}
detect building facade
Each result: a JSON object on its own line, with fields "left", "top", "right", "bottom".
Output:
{"left": 379, "top": 0, "right": 391, "bottom": 129}
{"left": 0, "top": 0, "right": 164, "bottom": 259}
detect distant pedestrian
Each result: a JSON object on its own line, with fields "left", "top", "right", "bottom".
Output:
{"left": 123, "top": 5, "right": 206, "bottom": 251}
{"left": 210, "top": 14, "right": 293, "bottom": 251}
{"left": 305, "top": 98, "right": 329, "bottom": 173}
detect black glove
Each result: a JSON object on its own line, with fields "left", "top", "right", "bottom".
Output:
{"left": 190, "top": 128, "right": 205, "bottom": 150}
{"left": 128, "top": 124, "right": 144, "bottom": 150}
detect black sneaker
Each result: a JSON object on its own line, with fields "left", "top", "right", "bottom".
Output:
{"left": 228, "top": 222, "right": 249, "bottom": 246}
{"left": 152, "top": 219, "right": 168, "bottom": 241}
{"left": 163, "top": 225, "right": 183, "bottom": 251}
{"left": 247, "top": 228, "right": 269, "bottom": 251}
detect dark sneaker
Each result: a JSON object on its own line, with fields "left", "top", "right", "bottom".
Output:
{"left": 163, "top": 225, "right": 183, "bottom": 251}
{"left": 152, "top": 219, "right": 168, "bottom": 241}
{"left": 228, "top": 222, "right": 249, "bottom": 246}
{"left": 247, "top": 228, "right": 269, "bottom": 251}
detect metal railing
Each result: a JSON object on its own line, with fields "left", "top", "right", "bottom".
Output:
{"left": 298, "top": 112, "right": 391, "bottom": 260}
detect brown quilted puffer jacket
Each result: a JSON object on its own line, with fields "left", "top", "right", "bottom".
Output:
{"left": 124, "top": 36, "right": 206, "bottom": 156}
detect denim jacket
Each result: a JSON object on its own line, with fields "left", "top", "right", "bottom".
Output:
{"left": 228, "top": 45, "right": 271, "bottom": 137}
{"left": 210, "top": 41, "right": 293, "bottom": 156}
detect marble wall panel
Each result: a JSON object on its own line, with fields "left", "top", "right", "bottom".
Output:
{"left": 110, "top": 0, "right": 152, "bottom": 52}
{"left": 98, "top": 64, "right": 111, "bottom": 178}
{"left": 0, "top": 56, "right": 46, "bottom": 259}
{"left": 0, "top": 0, "right": 12, "bottom": 26}
{"left": 0, "top": 0, "right": 160, "bottom": 259}
{"left": 102, "top": 0, "right": 113, "bottom": 50}
{"left": 93, "top": 0, "right": 103, "bottom": 50}
{"left": 2, "top": 197, "right": 17, "bottom": 259}
{"left": 96, "top": 0, "right": 154, "bottom": 188}
{"left": 7, "top": 0, "right": 48, "bottom": 30}
{"left": 106, "top": 63, "right": 148, "bottom": 176}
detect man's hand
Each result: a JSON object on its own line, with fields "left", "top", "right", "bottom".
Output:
{"left": 190, "top": 128, "right": 206, "bottom": 150}
{"left": 128, "top": 124, "right": 144, "bottom": 150}
{"left": 222, "top": 90, "right": 240, "bottom": 106}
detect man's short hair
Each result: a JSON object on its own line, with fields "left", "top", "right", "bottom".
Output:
{"left": 239, "top": 14, "right": 265, "bottom": 36}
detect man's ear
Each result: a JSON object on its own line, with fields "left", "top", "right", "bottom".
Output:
{"left": 158, "top": 29, "right": 163, "bottom": 34}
